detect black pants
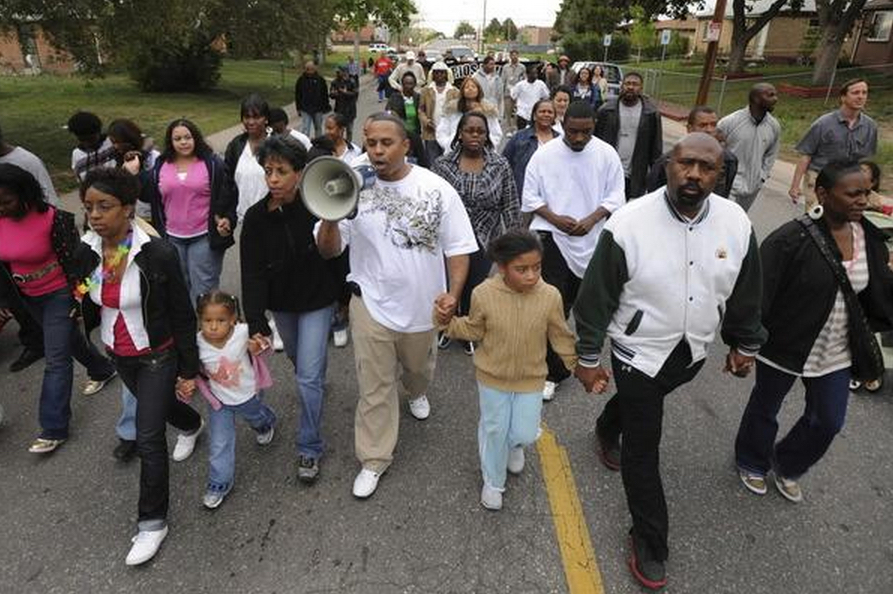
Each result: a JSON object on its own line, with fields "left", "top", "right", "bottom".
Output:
{"left": 460, "top": 246, "right": 493, "bottom": 317}
{"left": 115, "top": 349, "right": 201, "bottom": 529}
{"left": 596, "top": 340, "right": 704, "bottom": 561}
{"left": 10, "top": 296, "right": 43, "bottom": 352}
{"left": 539, "top": 232, "right": 580, "bottom": 383}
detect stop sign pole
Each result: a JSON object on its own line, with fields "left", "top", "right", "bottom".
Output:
{"left": 695, "top": 0, "right": 728, "bottom": 106}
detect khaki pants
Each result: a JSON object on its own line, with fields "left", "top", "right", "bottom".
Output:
{"left": 503, "top": 96, "right": 517, "bottom": 133}
{"left": 350, "top": 296, "right": 437, "bottom": 473}
{"left": 802, "top": 169, "right": 819, "bottom": 209}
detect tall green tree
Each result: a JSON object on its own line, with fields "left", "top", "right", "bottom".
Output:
{"left": 628, "top": 5, "right": 656, "bottom": 62}
{"left": 454, "top": 20, "right": 476, "bottom": 39}
{"left": 503, "top": 18, "right": 518, "bottom": 42}
{"left": 484, "top": 17, "right": 503, "bottom": 42}
{"left": 811, "top": 0, "right": 868, "bottom": 85}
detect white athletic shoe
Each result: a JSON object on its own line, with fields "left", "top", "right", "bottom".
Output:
{"left": 507, "top": 446, "right": 525, "bottom": 474}
{"left": 542, "top": 381, "right": 557, "bottom": 402}
{"left": 480, "top": 484, "right": 503, "bottom": 510}
{"left": 125, "top": 526, "right": 168, "bottom": 566}
{"left": 172, "top": 419, "right": 203, "bottom": 462}
{"left": 408, "top": 395, "right": 431, "bottom": 420}
{"left": 333, "top": 328, "right": 349, "bottom": 348}
{"left": 352, "top": 468, "right": 382, "bottom": 498}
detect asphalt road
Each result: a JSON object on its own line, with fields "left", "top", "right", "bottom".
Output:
{"left": 0, "top": 80, "right": 891, "bottom": 594}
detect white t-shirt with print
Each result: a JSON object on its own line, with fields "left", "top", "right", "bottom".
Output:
{"left": 235, "top": 142, "right": 268, "bottom": 220}
{"left": 320, "top": 166, "right": 477, "bottom": 333}
{"left": 197, "top": 323, "right": 257, "bottom": 406}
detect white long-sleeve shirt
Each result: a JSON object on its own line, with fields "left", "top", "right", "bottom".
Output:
{"left": 717, "top": 107, "right": 781, "bottom": 201}
{"left": 522, "top": 136, "right": 626, "bottom": 278}
{"left": 510, "top": 79, "right": 550, "bottom": 121}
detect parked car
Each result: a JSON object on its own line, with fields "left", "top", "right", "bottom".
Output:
{"left": 571, "top": 61, "right": 624, "bottom": 99}
{"left": 422, "top": 49, "right": 443, "bottom": 63}
{"left": 369, "top": 42, "right": 396, "bottom": 53}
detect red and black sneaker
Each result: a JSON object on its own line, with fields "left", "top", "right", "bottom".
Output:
{"left": 595, "top": 429, "right": 621, "bottom": 471}
{"left": 628, "top": 535, "right": 667, "bottom": 590}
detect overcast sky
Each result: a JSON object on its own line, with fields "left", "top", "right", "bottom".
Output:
{"left": 414, "top": 0, "right": 563, "bottom": 37}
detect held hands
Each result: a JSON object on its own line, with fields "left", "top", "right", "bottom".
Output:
{"left": 248, "top": 333, "right": 272, "bottom": 357}
{"left": 122, "top": 151, "right": 142, "bottom": 175}
{"left": 215, "top": 215, "right": 232, "bottom": 237}
{"left": 724, "top": 348, "right": 755, "bottom": 378}
{"left": 575, "top": 364, "right": 611, "bottom": 394}
{"left": 175, "top": 377, "right": 196, "bottom": 401}
{"left": 434, "top": 293, "right": 458, "bottom": 326}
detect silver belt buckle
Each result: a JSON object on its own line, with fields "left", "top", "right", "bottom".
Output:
{"left": 11, "top": 273, "right": 26, "bottom": 283}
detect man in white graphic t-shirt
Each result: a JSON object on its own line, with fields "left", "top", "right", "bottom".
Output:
{"left": 316, "top": 113, "right": 477, "bottom": 499}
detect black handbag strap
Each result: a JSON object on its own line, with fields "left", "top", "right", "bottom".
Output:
{"left": 797, "top": 215, "right": 858, "bottom": 297}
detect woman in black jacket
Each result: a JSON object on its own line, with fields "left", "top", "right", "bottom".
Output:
{"left": 223, "top": 94, "right": 271, "bottom": 221}
{"left": 74, "top": 167, "right": 202, "bottom": 566}
{"left": 0, "top": 164, "right": 116, "bottom": 454}
{"left": 140, "top": 118, "right": 237, "bottom": 303}
{"left": 240, "top": 135, "right": 341, "bottom": 484}
{"left": 735, "top": 159, "right": 893, "bottom": 503}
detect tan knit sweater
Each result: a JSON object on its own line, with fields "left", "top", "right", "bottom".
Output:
{"left": 440, "top": 275, "right": 577, "bottom": 393}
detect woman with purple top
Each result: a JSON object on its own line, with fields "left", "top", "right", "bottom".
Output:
{"left": 141, "top": 119, "right": 237, "bottom": 304}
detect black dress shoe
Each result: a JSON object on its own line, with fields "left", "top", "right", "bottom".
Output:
{"left": 9, "top": 348, "right": 44, "bottom": 373}
{"left": 113, "top": 439, "right": 138, "bottom": 462}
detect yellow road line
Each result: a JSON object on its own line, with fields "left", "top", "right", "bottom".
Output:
{"left": 537, "top": 424, "right": 605, "bottom": 594}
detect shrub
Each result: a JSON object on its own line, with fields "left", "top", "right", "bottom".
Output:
{"left": 127, "top": 38, "right": 222, "bottom": 92}
{"left": 562, "top": 32, "right": 631, "bottom": 63}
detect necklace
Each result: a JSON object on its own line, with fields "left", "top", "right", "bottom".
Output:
{"left": 74, "top": 234, "right": 133, "bottom": 300}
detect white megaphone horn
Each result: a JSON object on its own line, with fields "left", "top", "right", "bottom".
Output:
{"left": 299, "top": 156, "right": 376, "bottom": 221}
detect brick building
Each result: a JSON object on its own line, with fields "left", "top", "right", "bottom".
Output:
{"left": 0, "top": 22, "right": 76, "bottom": 74}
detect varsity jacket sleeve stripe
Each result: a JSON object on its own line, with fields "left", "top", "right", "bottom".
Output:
{"left": 573, "top": 229, "right": 629, "bottom": 365}
{"left": 720, "top": 229, "right": 767, "bottom": 355}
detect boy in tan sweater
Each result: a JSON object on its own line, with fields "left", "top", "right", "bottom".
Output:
{"left": 435, "top": 230, "right": 577, "bottom": 510}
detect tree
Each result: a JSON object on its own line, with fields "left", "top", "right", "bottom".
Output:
{"left": 484, "top": 18, "right": 503, "bottom": 42}
{"left": 726, "top": 0, "right": 802, "bottom": 73}
{"left": 811, "top": 0, "right": 868, "bottom": 85}
{"left": 553, "top": 0, "right": 695, "bottom": 38}
{"left": 504, "top": 18, "right": 518, "bottom": 41}
{"left": 454, "top": 20, "right": 476, "bottom": 39}
{"left": 628, "top": 5, "right": 656, "bottom": 62}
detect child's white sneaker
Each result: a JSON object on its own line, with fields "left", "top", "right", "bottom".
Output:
{"left": 542, "top": 381, "right": 557, "bottom": 401}
{"left": 333, "top": 328, "right": 349, "bottom": 348}
{"left": 507, "top": 446, "right": 525, "bottom": 474}
{"left": 125, "top": 526, "right": 168, "bottom": 566}
{"left": 480, "top": 484, "right": 503, "bottom": 511}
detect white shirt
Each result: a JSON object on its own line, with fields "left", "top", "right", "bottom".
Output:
{"left": 316, "top": 166, "right": 477, "bottom": 332}
{"left": 436, "top": 109, "right": 503, "bottom": 154}
{"left": 235, "top": 141, "right": 268, "bottom": 220}
{"left": 335, "top": 142, "right": 363, "bottom": 165}
{"left": 473, "top": 70, "right": 504, "bottom": 116}
{"left": 0, "top": 146, "right": 59, "bottom": 206}
{"left": 197, "top": 323, "right": 257, "bottom": 406}
{"left": 522, "top": 137, "right": 626, "bottom": 278}
{"left": 288, "top": 129, "right": 312, "bottom": 150}
{"left": 431, "top": 84, "right": 451, "bottom": 127}
{"left": 510, "top": 79, "right": 550, "bottom": 121}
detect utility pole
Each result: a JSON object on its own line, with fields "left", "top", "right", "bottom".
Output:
{"left": 695, "top": 0, "right": 728, "bottom": 106}
{"left": 479, "top": 0, "right": 488, "bottom": 55}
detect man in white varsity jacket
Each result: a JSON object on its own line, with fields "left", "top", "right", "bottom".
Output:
{"left": 573, "top": 133, "right": 766, "bottom": 590}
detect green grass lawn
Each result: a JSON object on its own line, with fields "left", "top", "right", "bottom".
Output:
{"left": 0, "top": 59, "right": 327, "bottom": 192}
{"left": 632, "top": 59, "right": 893, "bottom": 180}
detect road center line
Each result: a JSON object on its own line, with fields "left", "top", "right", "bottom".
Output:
{"left": 537, "top": 425, "right": 605, "bottom": 594}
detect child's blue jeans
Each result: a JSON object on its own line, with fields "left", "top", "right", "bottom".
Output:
{"left": 207, "top": 395, "right": 276, "bottom": 493}
{"left": 477, "top": 382, "right": 542, "bottom": 491}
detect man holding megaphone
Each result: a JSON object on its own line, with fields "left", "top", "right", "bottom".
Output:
{"left": 315, "top": 113, "right": 478, "bottom": 499}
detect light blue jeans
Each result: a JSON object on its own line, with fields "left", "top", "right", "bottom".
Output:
{"left": 272, "top": 305, "right": 334, "bottom": 459}
{"left": 299, "top": 112, "right": 326, "bottom": 139}
{"left": 207, "top": 395, "right": 276, "bottom": 492}
{"left": 478, "top": 382, "right": 543, "bottom": 491}
{"left": 116, "top": 386, "right": 138, "bottom": 441}
{"left": 167, "top": 234, "right": 224, "bottom": 306}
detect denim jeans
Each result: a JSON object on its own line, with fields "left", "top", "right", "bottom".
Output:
{"left": 167, "top": 234, "right": 224, "bottom": 306}
{"left": 23, "top": 288, "right": 115, "bottom": 439}
{"left": 272, "top": 305, "right": 333, "bottom": 459}
{"left": 116, "top": 386, "right": 138, "bottom": 441}
{"left": 114, "top": 349, "right": 202, "bottom": 531}
{"left": 477, "top": 383, "right": 542, "bottom": 491}
{"left": 206, "top": 394, "right": 276, "bottom": 492}
{"left": 299, "top": 112, "right": 326, "bottom": 139}
{"left": 735, "top": 361, "right": 850, "bottom": 480}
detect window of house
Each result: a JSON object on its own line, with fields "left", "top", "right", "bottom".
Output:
{"left": 866, "top": 11, "right": 893, "bottom": 42}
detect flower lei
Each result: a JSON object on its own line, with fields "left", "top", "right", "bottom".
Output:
{"left": 73, "top": 235, "right": 132, "bottom": 301}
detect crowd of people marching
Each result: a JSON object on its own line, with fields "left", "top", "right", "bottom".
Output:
{"left": 0, "top": 52, "right": 888, "bottom": 589}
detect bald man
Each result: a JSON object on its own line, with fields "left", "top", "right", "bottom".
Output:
{"left": 717, "top": 83, "right": 781, "bottom": 212}
{"left": 573, "top": 133, "right": 766, "bottom": 589}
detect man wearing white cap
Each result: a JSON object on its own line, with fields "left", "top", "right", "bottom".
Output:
{"left": 419, "top": 61, "right": 460, "bottom": 162}
{"left": 389, "top": 51, "right": 427, "bottom": 91}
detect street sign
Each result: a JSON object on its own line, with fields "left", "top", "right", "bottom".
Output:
{"left": 603, "top": 34, "right": 612, "bottom": 47}
{"left": 660, "top": 30, "right": 672, "bottom": 46}
{"left": 706, "top": 22, "right": 722, "bottom": 42}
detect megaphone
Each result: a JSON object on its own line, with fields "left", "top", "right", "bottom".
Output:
{"left": 300, "top": 156, "right": 376, "bottom": 221}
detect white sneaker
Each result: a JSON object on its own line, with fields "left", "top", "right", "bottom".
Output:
{"left": 408, "top": 395, "right": 430, "bottom": 420}
{"left": 507, "top": 446, "right": 525, "bottom": 474}
{"left": 125, "top": 526, "right": 168, "bottom": 566}
{"left": 480, "top": 484, "right": 503, "bottom": 510}
{"left": 172, "top": 419, "right": 203, "bottom": 462}
{"left": 333, "top": 328, "right": 349, "bottom": 348}
{"left": 271, "top": 325, "right": 284, "bottom": 352}
{"left": 542, "top": 381, "right": 557, "bottom": 402}
{"left": 352, "top": 468, "right": 381, "bottom": 498}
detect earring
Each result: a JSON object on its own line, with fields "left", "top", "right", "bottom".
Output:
{"left": 808, "top": 203, "right": 824, "bottom": 220}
